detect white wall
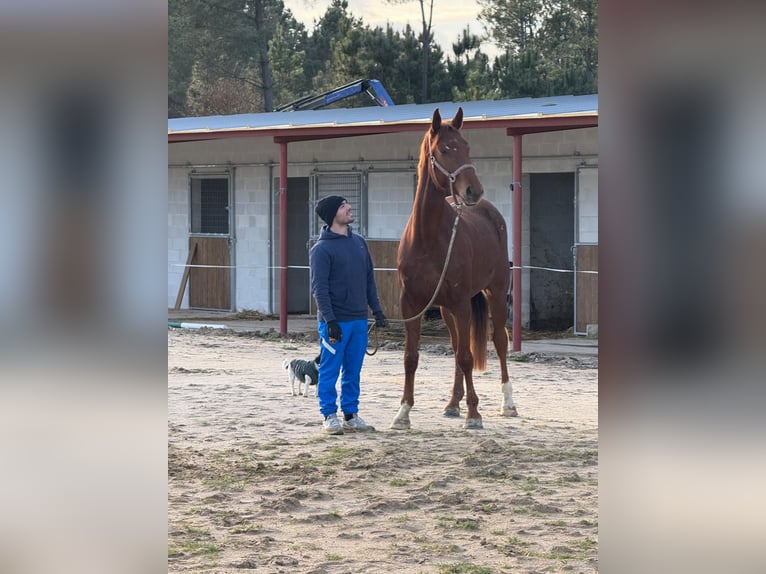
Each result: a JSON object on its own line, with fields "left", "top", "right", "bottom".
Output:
{"left": 233, "top": 166, "right": 271, "bottom": 310}
{"left": 167, "top": 126, "right": 598, "bottom": 315}
{"left": 367, "top": 170, "right": 416, "bottom": 239}
{"left": 167, "top": 167, "right": 189, "bottom": 307}
{"left": 577, "top": 166, "right": 599, "bottom": 244}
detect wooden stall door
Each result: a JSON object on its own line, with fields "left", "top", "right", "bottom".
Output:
{"left": 189, "top": 237, "right": 231, "bottom": 310}
{"left": 575, "top": 244, "right": 598, "bottom": 334}
{"left": 368, "top": 241, "right": 401, "bottom": 320}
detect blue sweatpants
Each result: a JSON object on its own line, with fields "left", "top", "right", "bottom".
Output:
{"left": 317, "top": 319, "right": 369, "bottom": 418}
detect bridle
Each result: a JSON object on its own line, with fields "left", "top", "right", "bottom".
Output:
{"left": 427, "top": 133, "right": 477, "bottom": 206}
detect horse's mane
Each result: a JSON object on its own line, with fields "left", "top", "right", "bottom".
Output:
{"left": 417, "top": 129, "right": 431, "bottom": 174}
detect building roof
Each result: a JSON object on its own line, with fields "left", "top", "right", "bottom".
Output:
{"left": 168, "top": 94, "right": 598, "bottom": 143}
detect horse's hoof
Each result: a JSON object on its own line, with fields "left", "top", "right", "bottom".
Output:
{"left": 390, "top": 419, "right": 411, "bottom": 430}
{"left": 443, "top": 406, "right": 461, "bottom": 418}
{"left": 501, "top": 406, "right": 519, "bottom": 417}
{"left": 462, "top": 418, "right": 483, "bottom": 430}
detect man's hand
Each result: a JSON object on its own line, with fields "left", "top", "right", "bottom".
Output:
{"left": 327, "top": 320, "right": 342, "bottom": 342}
{"left": 374, "top": 311, "right": 388, "bottom": 328}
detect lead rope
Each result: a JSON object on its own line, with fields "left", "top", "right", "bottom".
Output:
{"left": 366, "top": 208, "right": 461, "bottom": 356}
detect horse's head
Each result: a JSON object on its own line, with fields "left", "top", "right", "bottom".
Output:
{"left": 427, "top": 107, "right": 483, "bottom": 206}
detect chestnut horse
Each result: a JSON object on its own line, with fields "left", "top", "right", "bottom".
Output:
{"left": 391, "top": 107, "right": 518, "bottom": 430}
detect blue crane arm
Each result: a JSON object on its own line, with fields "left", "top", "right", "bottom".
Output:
{"left": 275, "top": 79, "right": 394, "bottom": 112}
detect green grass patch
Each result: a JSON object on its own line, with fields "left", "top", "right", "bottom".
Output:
{"left": 322, "top": 446, "right": 357, "bottom": 464}
{"left": 229, "top": 523, "right": 260, "bottom": 534}
{"left": 389, "top": 478, "right": 408, "bottom": 487}
{"left": 325, "top": 553, "right": 343, "bottom": 561}
{"left": 522, "top": 476, "right": 540, "bottom": 492}
{"left": 168, "top": 540, "right": 221, "bottom": 559}
{"left": 202, "top": 475, "right": 247, "bottom": 490}
{"left": 436, "top": 515, "right": 480, "bottom": 531}
{"left": 498, "top": 536, "right": 533, "bottom": 557}
{"left": 168, "top": 525, "right": 221, "bottom": 560}
{"left": 571, "top": 538, "right": 597, "bottom": 552}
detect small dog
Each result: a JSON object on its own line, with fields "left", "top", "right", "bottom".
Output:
{"left": 282, "top": 354, "right": 321, "bottom": 397}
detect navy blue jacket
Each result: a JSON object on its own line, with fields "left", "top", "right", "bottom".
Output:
{"left": 309, "top": 225, "right": 382, "bottom": 323}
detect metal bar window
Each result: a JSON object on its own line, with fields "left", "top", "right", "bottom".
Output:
{"left": 310, "top": 171, "right": 364, "bottom": 237}
{"left": 191, "top": 176, "right": 229, "bottom": 235}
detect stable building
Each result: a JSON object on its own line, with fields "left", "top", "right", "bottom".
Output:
{"left": 168, "top": 95, "right": 598, "bottom": 343}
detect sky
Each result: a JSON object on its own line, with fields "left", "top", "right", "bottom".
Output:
{"left": 284, "top": 0, "right": 502, "bottom": 60}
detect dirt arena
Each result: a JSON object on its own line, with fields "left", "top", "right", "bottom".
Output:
{"left": 168, "top": 324, "right": 598, "bottom": 573}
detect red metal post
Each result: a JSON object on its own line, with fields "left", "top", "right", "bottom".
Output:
{"left": 512, "top": 134, "right": 523, "bottom": 352}
{"left": 279, "top": 142, "right": 288, "bottom": 335}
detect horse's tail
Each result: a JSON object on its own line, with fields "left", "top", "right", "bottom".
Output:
{"left": 470, "top": 292, "right": 488, "bottom": 372}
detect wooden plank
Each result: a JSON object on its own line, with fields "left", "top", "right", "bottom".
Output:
{"left": 575, "top": 245, "right": 598, "bottom": 333}
{"left": 174, "top": 240, "right": 198, "bottom": 310}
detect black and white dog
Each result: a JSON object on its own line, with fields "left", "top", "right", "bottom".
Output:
{"left": 282, "top": 354, "right": 321, "bottom": 397}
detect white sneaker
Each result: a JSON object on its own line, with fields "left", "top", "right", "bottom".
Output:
{"left": 342, "top": 413, "right": 375, "bottom": 432}
{"left": 323, "top": 413, "right": 344, "bottom": 435}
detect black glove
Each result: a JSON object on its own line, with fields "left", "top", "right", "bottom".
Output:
{"left": 327, "top": 320, "right": 342, "bottom": 342}
{"left": 374, "top": 311, "right": 388, "bottom": 328}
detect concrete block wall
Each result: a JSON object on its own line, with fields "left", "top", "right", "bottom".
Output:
{"left": 168, "top": 167, "right": 190, "bottom": 307}
{"left": 367, "top": 170, "right": 416, "bottom": 239}
{"left": 233, "top": 166, "right": 272, "bottom": 311}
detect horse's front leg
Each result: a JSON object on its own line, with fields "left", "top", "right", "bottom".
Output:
{"left": 441, "top": 307, "right": 464, "bottom": 417}
{"left": 391, "top": 307, "right": 422, "bottom": 430}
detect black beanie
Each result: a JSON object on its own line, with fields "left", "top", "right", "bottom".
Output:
{"left": 315, "top": 195, "right": 346, "bottom": 227}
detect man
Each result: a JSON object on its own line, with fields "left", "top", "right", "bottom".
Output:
{"left": 310, "top": 195, "right": 388, "bottom": 435}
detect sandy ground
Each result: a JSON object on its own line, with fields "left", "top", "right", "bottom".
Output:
{"left": 168, "top": 326, "right": 598, "bottom": 573}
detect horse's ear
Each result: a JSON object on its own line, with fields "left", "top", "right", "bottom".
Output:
{"left": 431, "top": 108, "right": 442, "bottom": 134}
{"left": 452, "top": 107, "right": 464, "bottom": 130}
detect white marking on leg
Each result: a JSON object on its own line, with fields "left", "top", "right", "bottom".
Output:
{"left": 500, "top": 381, "right": 517, "bottom": 415}
{"left": 390, "top": 403, "right": 412, "bottom": 430}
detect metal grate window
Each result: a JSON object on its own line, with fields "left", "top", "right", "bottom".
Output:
{"left": 310, "top": 172, "right": 365, "bottom": 237}
{"left": 191, "top": 176, "right": 230, "bottom": 234}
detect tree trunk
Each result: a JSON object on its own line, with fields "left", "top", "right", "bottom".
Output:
{"left": 421, "top": 28, "right": 429, "bottom": 102}
{"left": 254, "top": 0, "right": 274, "bottom": 112}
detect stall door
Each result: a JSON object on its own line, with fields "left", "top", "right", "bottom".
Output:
{"left": 574, "top": 166, "right": 598, "bottom": 334}
{"left": 529, "top": 172, "right": 575, "bottom": 331}
{"left": 188, "top": 175, "right": 232, "bottom": 310}
{"left": 285, "top": 177, "right": 311, "bottom": 313}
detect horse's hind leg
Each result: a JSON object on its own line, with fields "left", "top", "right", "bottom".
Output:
{"left": 441, "top": 307, "right": 464, "bottom": 418}
{"left": 487, "top": 287, "right": 517, "bottom": 417}
{"left": 451, "top": 301, "right": 482, "bottom": 429}
{"left": 391, "top": 302, "right": 422, "bottom": 430}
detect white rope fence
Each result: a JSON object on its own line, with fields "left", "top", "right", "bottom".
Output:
{"left": 171, "top": 263, "right": 598, "bottom": 274}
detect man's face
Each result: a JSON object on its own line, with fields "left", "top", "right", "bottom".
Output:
{"left": 335, "top": 200, "right": 354, "bottom": 224}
